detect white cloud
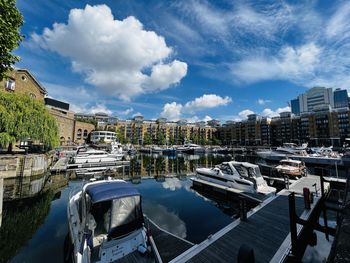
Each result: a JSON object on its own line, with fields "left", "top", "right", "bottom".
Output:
{"left": 160, "top": 94, "right": 231, "bottom": 121}
{"left": 160, "top": 102, "right": 183, "bottom": 121}
{"left": 184, "top": 94, "right": 232, "bottom": 112}
{"left": 261, "top": 106, "right": 291, "bottom": 117}
{"left": 257, "top": 98, "right": 271, "bottom": 105}
{"left": 231, "top": 42, "right": 321, "bottom": 84}
{"left": 132, "top": 112, "right": 142, "bottom": 117}
{"left": 32, "top": 4, "right": 187, "bottom": 101}
{"left": 71, "top": 103, "right": 112, "bottom": 115}
{"left": 117, "top": 108, "right": 133, "bottom": 116}
{"left": 239, "top": 109, "right": 254, "bottom": 119}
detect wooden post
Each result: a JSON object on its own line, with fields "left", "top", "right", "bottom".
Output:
{"left": 0, "top": 177, "right": 3, "bottom": 227}
{"left": 288, "top": 192, "right": 298, "bottom": 256}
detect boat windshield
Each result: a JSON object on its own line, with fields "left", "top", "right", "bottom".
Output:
{"left": 248, "top": 167, "right": 262, "bottom": 178}
{"left": 90, "top": 195, "right": 143, "bottom": 239}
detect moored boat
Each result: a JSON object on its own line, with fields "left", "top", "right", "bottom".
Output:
{"left": 195, "top": 161, "right": 276, "bottom": 195}
{"left": 275, "top": 159, "right": 306, "bottom": 179}
{"left": 67, "top": 179, "right": 157, "bottom": 263}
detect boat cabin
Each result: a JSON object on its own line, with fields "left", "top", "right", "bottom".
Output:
{"left": 279, "top": 159, "right": 305, "bottom": 168}
{"left": 82, "top": 181, "right": 144, "bottom": 243}
{"left": 218, "top": 161, "right": 263, "bottom": 179}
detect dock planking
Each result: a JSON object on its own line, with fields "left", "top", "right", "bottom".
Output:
{"left": 171, "top": 175, "right": 328, "bottom": 263}
{"left": 146, "top": 218, "right": 194, "bottom": 263}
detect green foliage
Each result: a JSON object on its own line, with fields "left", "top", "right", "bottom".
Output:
{"left": 0, "top": 92, "right": 59, "bottom": 150}
{"left": 75, "top": 117, "right": 97, "bottom": 128}
{"left": 115, "top": 127, "right": 125, "bottom": 144}
{"left": 0, "top": 0, "right": 24, "bottom": 80}
{"left": 143, "top": 132, "right": 152, "bottom": 145}
{"left": 157, "top": 129, "right": 166, "bottom": 145}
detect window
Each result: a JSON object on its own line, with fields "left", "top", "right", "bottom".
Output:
{"left": 29, "top": 93, "right": 36, "bottom": 99}
{"left": 83, "top": 129, "right": 88, "bottom": 138}
{"left": 21, "top": 75, "right": 27, "bottom": 81}
{"left": 77, "top": 129, "right": 82, "bottom": 140}
{"left": 5, "top": 78, "right": 15, "bottom": 91}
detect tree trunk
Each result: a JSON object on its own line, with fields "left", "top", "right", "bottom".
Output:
{"left": 7, "top": 142, "right": 13, "bottom": 154}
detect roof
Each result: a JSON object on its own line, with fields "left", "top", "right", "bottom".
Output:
{"left": 227, "top": 161, "right": 258, "bottom": 168}
{"left": 17, "top": 69, "right": 47, "bottom": 94}
{"left": 84, "top": 180, "right": 140, "bottom": 203}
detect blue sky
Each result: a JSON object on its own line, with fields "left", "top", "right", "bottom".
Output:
{"left": 15, "top": 0, "right": 350, "bottom": 122}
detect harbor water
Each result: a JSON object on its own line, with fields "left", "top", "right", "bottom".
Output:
{"left": 0, "top": 153, "right": 340, "bottom": 263}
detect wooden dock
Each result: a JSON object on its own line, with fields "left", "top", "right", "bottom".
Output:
{"left": 146, "top": 218, "right": 194, "bottom": 263}
{"left": 170, "top": 175, "right": 329, "bottom": 263}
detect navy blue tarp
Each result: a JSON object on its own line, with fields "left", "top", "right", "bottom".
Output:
{"left": 85, "top": 181, "right": 140, "bottom": 203}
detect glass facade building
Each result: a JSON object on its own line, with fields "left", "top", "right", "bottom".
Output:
{"left": 334, "top": 88, "right": 349, "bottom": 108}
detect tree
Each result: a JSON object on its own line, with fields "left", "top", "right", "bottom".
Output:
{"left": 0, "top": 0, "right": 24, "bottom": 80}
{"left": 0, "top": 92, "right": 59, "bottom": 152}
{"left": 115, "top": 127, "right": 125, "bottom": 144}
{"left": 143, "top": 132, "right": 152, "bottom": 145}
{"left": 157, "top": 129, "right": 166, "bottom": 145}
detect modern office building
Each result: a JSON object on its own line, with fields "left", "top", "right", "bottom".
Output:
{"left": 291, "top": 87, "right": 340, "bottom": 115}
{"left": 334, "top": 88, "right": 349, "bottom": 109}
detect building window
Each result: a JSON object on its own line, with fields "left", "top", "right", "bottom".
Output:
{"left": 83, "top": 129, "right": 88, "bottom": 138}
{"left": 77, "top": 129, "right": 82, "bottom": 140}
{"left": 5, "top": 78, "right": 15, "bottom": 91}
{"left": 29, "top": 93, "right": 36, "bottom": 99}
{"left": 21, "top": 75, "right": 27, "bottom": 81}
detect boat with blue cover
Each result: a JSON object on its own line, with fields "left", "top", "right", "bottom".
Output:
{"left": 67, "top": 179, "right": 158, "bottom": 263}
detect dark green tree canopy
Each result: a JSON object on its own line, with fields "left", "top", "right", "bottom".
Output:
{"left": 0, "top": 92, "right": 59, "bottom": 150}
{"left": 0, "top": 0, "right": 24, "bottom": 80}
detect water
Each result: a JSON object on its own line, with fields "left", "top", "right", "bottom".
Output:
{"left": 2, "top": 154, "right": 240, "bottom": 263}
{"left": 1, "top": 153, "right": 339, "bottom": 262}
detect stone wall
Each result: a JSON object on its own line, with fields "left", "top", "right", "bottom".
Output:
{"left": 48, "top": 107, "right": 75, "bottom": 145}
{"left": 74, "top": 121, "right": 95, "bottom": 145}
{"left": 0, "top": 152, "right": 54, "bottom": 179}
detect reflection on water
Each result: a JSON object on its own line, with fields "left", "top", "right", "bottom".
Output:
{"left": 0, "top": 190, "right": 54, "bottom": 263}
{"left": 117, "top": 153, "right": 232, "bottom": 178}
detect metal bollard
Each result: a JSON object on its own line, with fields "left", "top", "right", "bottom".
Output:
{"left": 238, "top": 244, "right": 255, "bottom": 263}
{"left": 303, "top": 187, "right": 311, "bottom": 209}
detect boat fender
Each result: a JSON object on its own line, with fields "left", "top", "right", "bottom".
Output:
{"left": 138, "top": 244, "right": 147, "bottom": 254}
{"left": 237, "top": 244, "right": 255, "bottom": 263}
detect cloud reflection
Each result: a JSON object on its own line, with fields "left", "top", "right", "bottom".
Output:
{"left": 143, "top": 202, "right": 187, "bottom": 239}
{"left": 161, "top": 177, "right": 192, "bottom": 191}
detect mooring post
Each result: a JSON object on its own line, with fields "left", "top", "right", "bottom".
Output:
{"left": 240, "top": 197, "right": 247, "bottom": 221}
{"left": 288, "top": 192, "right": 298, "bottom": 256}
{"left": 284, "top": 176, "right": 289, "bottom": 190}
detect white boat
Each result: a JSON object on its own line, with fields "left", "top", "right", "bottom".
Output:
{"left": 110, "top": 142, "right": 125, "bottom": 160}
{"left": 275, "top": 159, "right": 306, "bottom": 179}
{"left": 67, "top": 179, "right": 157, "bottom": 263}
{"left": 177, "top": 143, "right": 204, "bottom": 154}
{"left": 74, "top": 149, "right": 123, "bottom": 164}
{"left": 276, "top": 143, "right": 308, "bottom": 154}
{"left": 257, "top": 143, "right": 308, "bottom": 161}
{"left": 196, "top": 161, "right": 276, "bottom": 195}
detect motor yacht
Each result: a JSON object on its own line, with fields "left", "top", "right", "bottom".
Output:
{"left": 67, "top": 179, "right": 156, "bottom": 263}
{"left": 177, "top": 143, "right": 204, "bottom": 154}
{"left": 196, "top": 161, "right": 276, "bottom": 195}
{"left": 74, "top": 149, "right": 123, "bottom": 164}
{"left": 275, "top": 159, "right": 306, "bottom": 179}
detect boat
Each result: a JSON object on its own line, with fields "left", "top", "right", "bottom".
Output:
{"left": 195, "top": 161, "right": 276, "bottom": 195}
{"left": 177, "top": 143, "right": 204, "bottom": 154}
{"left": 276, "top": 143, "right": 308, "bottom": 154}
{"left": 151, "top": 146, "right": 163, "bottom": 153}
{"left": 73, "top": 149, "right": 123, "bottom": 164}
{"left": 275, "top": 159, "right": 306, "bottom": 179}
{"left": 67, "top": 179, "right": 157, "bottom": 263}
{"left": 162, "top": 147, "right": 176, "bottom": 155}
{"left": 110, "top": 142, "right": 125, "bottom": 160}
{"left": 257, "top": 143, "right": 307, "bottom": 161}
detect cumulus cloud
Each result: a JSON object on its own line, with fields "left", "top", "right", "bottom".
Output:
{"left": 71, "top": 103, "right": 112, "bottom": 115}
{"left": 184, "top": 94, "right": 231, "bottom": 112}
{"left": 160, "top": 102, "right": 183, "bottom": 121}
{"left": 239, "top": 109, "right": 254, "bottom": 119}
{"left": 117, "top": 108, "right": 133, "bottom": 116}
{"left": 261, "top": 106, "right": 291, "bottom": 117}
{"left": 32, "top": 4, "right": 187, "bottom": 101}
{"left": 160, "top": 94, "right": 231, "bottom": 121}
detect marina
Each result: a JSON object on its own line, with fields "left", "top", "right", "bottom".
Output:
{"left": 1, "top": 150, "right": 347, "bottom": 263}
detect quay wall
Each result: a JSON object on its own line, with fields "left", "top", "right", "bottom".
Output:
{"left": 0, "top": 152, "right": 54, "bottom": 179}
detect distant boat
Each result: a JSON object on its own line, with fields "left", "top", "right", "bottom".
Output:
{"left": 67, "top": 179, "right": 157, "bottom": 263}
{"left": 196, "top": 161, "right": 276, "bottom": 195}
{"left": 275, "top": 159, "right": 306, "bottom": 179}
{"left": 177, "top": 143, "right": 204, "bottom": 155}
{"left": 162, "top": 147, "right": 176, "bottom": 155}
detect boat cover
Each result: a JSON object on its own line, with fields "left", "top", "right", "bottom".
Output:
{"left": 85, "top": 181, "right": 140, "bottom": 203}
